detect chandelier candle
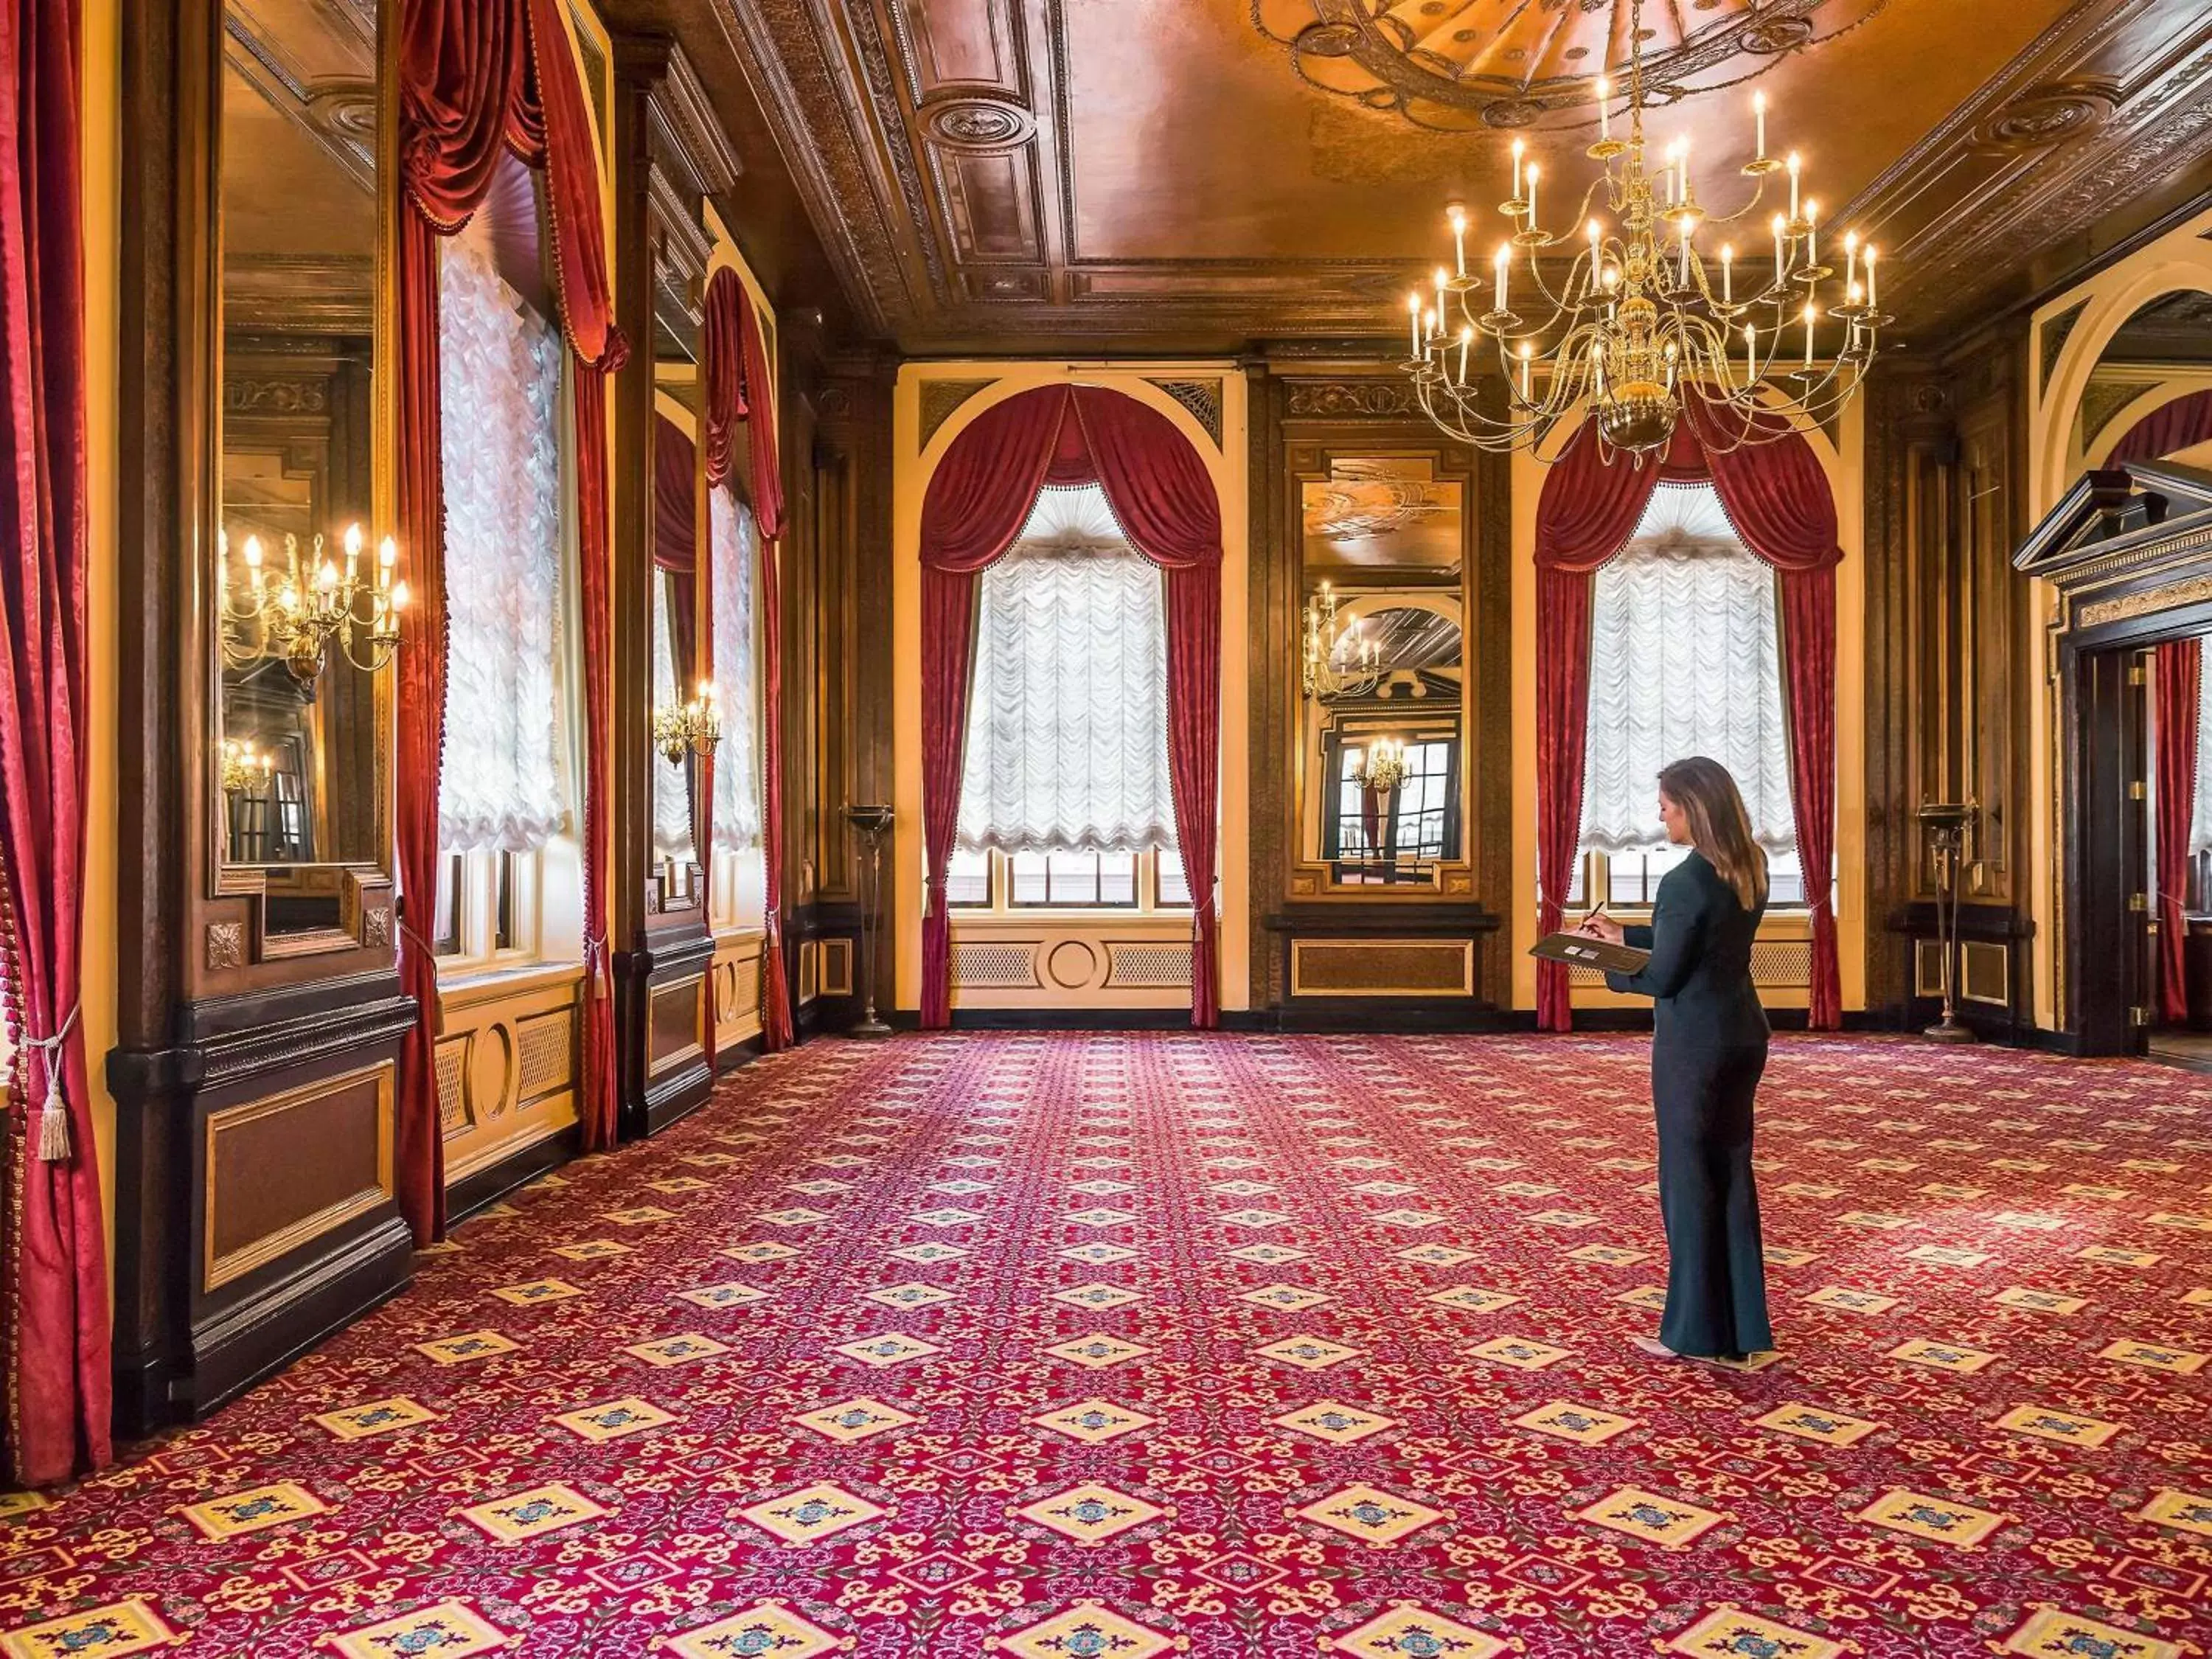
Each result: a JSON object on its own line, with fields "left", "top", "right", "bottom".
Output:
{"left": 1394, "top": 0, "right": 1888, "bottom": 460}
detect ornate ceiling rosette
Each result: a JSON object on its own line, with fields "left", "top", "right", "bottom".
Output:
{"left": 1251, "top": 0, "right": 1892, "bottom": 132}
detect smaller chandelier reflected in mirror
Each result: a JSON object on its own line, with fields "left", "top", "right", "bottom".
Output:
{"left": 220, "top": 523, "right": 408, "bottom": 681}
{"left": 218, "top": 737, "right": 274, "bottom": 798}
{"left": 1391, "top": 0, "right": 1889, "bottom": 460}
{"left": 1354, "top": 736, "right": 1410, "bottom": 794}
{"left": 1303, "top": 582, "right": 1387, "bottom": 703}
{"left": 654, "top": 679, "right": 723, "bottom": 766}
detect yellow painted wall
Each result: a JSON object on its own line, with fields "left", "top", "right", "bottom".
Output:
{"left": 891, "top": 364, "right": 1253, "bottom": 1015}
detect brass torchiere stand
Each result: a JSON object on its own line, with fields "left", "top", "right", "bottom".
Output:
{"left": 843, "top": 804, "right": 895, "bottom": 1038}
{"left": 1916, "top": 801, "right": 1978, "bottom": 1044}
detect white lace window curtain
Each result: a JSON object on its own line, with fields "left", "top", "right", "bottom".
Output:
{"left": 957, "top": 485, "right": 1178, "bottom": 856}
{"left": 1580, "top": 483, "right": 1798, "bottom": 855}
{"left": 436, "top": 233, "right": 569, "bottom": 853}
{"left": 711, "top": 487, "right": 764, "bottom": 854}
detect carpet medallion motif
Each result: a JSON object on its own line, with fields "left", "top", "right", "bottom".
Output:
{"left": 1, "top": 1034, "right": 2208, "bottom": 1655}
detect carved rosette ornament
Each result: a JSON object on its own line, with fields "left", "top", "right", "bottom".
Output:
{"left": 1251, "top": 0, "right": 1891, "bottom": 133}
{"left": 924, "top": 99, "right": 1037, "bottom": 152}
{"left": 1971, "top": 79, "right": 2119, "bottom": 154}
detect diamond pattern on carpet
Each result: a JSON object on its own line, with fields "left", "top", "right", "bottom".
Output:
{"left": 6, "top": 1033, "right": 2211, "bottom": 1658}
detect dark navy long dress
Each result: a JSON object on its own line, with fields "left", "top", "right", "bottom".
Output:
{"left": 1604, "top": 849, "right": 1774, "bottom": 1359}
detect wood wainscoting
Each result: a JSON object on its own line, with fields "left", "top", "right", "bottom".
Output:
{"left": 710, "top": 928, "right": 765, "bottom": 1065}
{"left": 1265, "top": 904, "right": 1504, "bottom": 1029}
{"left": 436, "top": 964, "right": 583, "bottom": 1217}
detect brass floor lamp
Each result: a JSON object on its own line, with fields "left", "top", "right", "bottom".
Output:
{"left": 843, "top": 804, "right": 895, "bottom": 1038}
{"left": 1917, "top": 801, "right": 1978, "bottom": 1044}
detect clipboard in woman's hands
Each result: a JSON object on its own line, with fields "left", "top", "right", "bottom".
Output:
{"left": 1529, "top": 932, "right": 1651, "bottom": 975}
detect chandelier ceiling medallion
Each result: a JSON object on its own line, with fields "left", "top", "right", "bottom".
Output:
{"left": 1312, "top": 0, "right": 1889, "bottom": 460}
{"left": 1253, "top": 0, "right": 1891, "bottom": 135}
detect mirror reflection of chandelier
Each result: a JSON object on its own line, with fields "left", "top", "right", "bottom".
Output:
{"left": 218, "top": 738, "right": 273, "bottom": 797}
{"left": 1395, "top": 0, "right": 1888, "bottom": 460}
{"left": 1354, "top": 737, "right": 1409, "bottom": 794}
{"left": 1302, "top": 582, "right": 1386, "bottom": 702}
{"left": 220, "top": 523, "right": 408, "bottom": 681}
{"left": 653, "top": 679, "right": 724, "bottom": 766}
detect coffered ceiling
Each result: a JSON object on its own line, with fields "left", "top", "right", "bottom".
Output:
{"left": 665, "top": 0, "right": 2212, "bottom": 353}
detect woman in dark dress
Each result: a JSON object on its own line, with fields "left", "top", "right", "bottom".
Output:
{"left": 1578, "top": 756, "right": 1773, "bottom": 1363}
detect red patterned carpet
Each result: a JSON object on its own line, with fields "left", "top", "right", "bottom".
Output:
{"left": 5, "top": 1033, "right": 2211, "bottom": 1659}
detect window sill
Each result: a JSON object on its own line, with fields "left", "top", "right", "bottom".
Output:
{"left": 712, "top": 922, "right": 767, "bottom": 949}
{"left": 436, "top": 956, "right": 587, "bottom": 1010}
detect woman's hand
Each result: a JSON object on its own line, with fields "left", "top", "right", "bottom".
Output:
{"left": 1578, "top": 910, "right": 1625, "bottom": 945}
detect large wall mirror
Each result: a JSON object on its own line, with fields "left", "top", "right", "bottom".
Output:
{"left": 212, "top": 0, "right": 387, "bottom": 938}
{"left": 1296, "top": 456, "right": 1470, "bottom": 890}
{"left": 651, "top": 401, "right": 706, "bottom": 916}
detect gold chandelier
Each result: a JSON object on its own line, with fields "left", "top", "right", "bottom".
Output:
{"left": 220, "top": 523, "right": 408, "bottom": 681}
{"left": 1399, "top": 0, "right": 1888, "bottom": 459}
{"left": 654, "top": 679, "right": 723, "bottom": 766}
{"left": 1354, "top": 737, "right": 1409, "bottom": 793}
{"left": 1302, "top": 582, "right": 1385, "bottom": 702}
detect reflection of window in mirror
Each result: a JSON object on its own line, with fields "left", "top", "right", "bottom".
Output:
{"left": 215, "top": 0, "right": 380, "bottom": 882}
{"left": 431, "top": 160, "right": 584, "bottom": 975}
{"left": 708, "top": 486, "right": 768, "bottom": 931}
{"left": 652, "top": 565, "right": 702, "bottom": 877}
{"left": 951, "top": 486, "right": 1191, "bottom": 920}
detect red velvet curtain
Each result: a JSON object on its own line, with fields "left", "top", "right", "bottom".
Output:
{"left": 396, "top": 0, "right": 626, "bottom": 1241}
{"left": 1533, "top": 411, "right": 1843, "bottom": 1032}
{"left": 0, "top": 0, "right": 111, "bottom": 1485}
{"left": 917, "top": 385, "right": 1224, "bottom": 1029}
{"left": 1703, "top": 414, "right": 1846, "bottom": 1031}
{"left": 1531, "top": 426, "right": 1672, "bottom": 1029}
{"left": 2110, "top": 389, "right": 2212, "bottom": 467}
{"left": 702, "top": 270, "right": 792, "bottom": 1048}
{"left": 2154, "top": 639, "right": 2201, "bottom": 1025}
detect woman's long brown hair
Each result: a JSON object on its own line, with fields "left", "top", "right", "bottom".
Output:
{"left": 1658, "top": 756, "right": 1768, "bottom": 911}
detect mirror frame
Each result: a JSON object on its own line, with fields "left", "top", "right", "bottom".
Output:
{"left": 202, "top": 0, "right": 397, "bottom": 964}
{"left": 1286, "top": 442, "right": 1480, "bottom": 900}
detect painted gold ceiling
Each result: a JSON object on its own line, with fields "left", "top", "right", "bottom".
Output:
{"left": 655, "top": 0, "right": 2212, "bottom": 352}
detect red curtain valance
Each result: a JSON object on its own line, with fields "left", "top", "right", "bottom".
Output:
{"left": 1533, "top": 406, "right": 1843, "bottom": 1032}
{"left": 2110, "top": 388, "right": 2212, "bottom": 468}
{"left": 917, "top": 385, "right": 1224, "bottom": 1030}
{"left": 394, "top": 0, "right": 625, "bottom": 1245}
{"left": 400, "top": 0, "right": 621, "bottom": 371}
{"left": 702, "top": 268, "right": 793, "bottom": 1049}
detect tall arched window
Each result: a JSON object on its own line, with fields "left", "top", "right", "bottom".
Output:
{"left": 946, "top": 485, "right": 1188, "bottom": 911}
{"left": 430, "top": 163, "right": 582, "bottom": 967}
{"left": 1575, "top": 481, "right": 1803, "bottom": 906}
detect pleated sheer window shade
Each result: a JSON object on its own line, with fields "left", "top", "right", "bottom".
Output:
{"left": 1580, "top": 482, "right": 1798, "bottom": 855}
{"left": 434, "top": 232, "right": 571, "bottom": 854}
{"left": 956, "top": 485, "right": 1178, "bottom": 858}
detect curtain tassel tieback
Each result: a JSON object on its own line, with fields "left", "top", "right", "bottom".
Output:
{"left": 21, "top": 1005, "right": 80, "bottom": 1163}
{"left": 582, "top": 933, "right": 610, "bottom": 998}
